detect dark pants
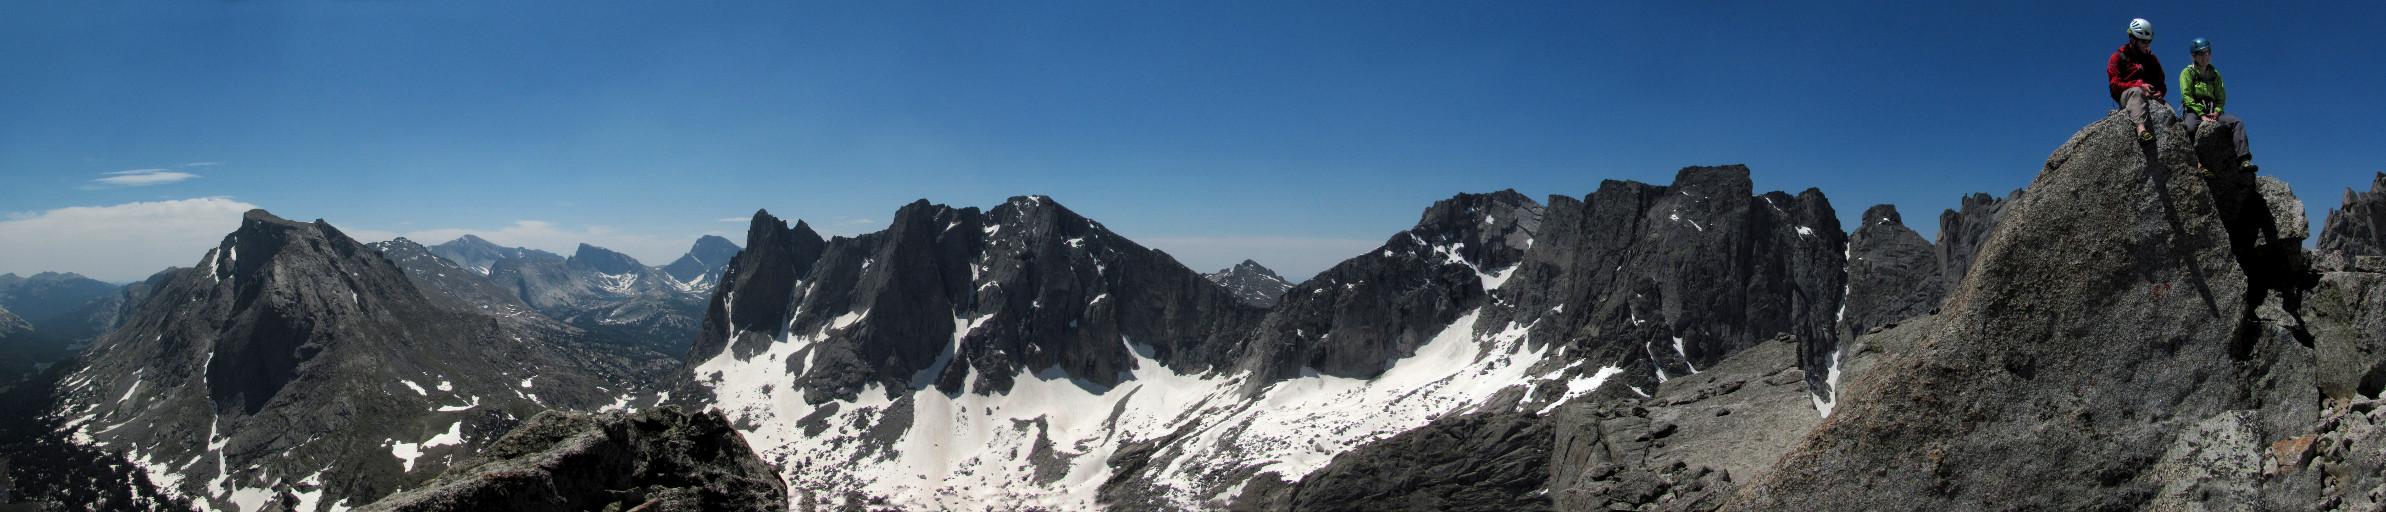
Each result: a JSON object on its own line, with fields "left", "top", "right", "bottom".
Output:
{"left": 2185, "top": 112, "right": 2251, "bottom": 162}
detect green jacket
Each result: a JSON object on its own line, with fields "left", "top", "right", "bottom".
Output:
{"left": 2179, "top": 64, "right": 2226, "bottom": 115}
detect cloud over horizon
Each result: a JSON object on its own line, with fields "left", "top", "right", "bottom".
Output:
{"left": 0, "top": 197, "right": 259, "bottom": 282}
{"left": 85, "top": 168, "right": 201, "bottom": 189}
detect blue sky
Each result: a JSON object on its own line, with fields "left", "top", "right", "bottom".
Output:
{"left": 4, "top": 2, "right": 2381, "bottom": 282}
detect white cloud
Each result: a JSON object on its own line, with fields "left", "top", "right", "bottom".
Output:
{"left": 0, "top": 197, "right": 258, "bottom": 282}
{"left": 358, "top": 220, "right": 694, "bottom": 267}
{"left": 1138, "top": 236, "right": 1384, "bottom": 283}
{"left": 85, "top": 169, "right": 200, "bottom": 188}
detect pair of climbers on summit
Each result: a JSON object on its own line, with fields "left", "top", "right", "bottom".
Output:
{"left": 2105, "top": 18, "right": 2257, "bottom": 173}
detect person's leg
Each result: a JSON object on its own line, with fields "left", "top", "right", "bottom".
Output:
{"left": 2183, "top": 112, "right": 2203, "bottom": 139}
{"left": 2121, "top": 87, "right": 2149, "bottom": 138}
{"left": 2219, "top": 113, "right": 2250, "bottom": 164}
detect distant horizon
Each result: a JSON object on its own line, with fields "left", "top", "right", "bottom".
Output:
{"left": 7, "top": 2, "right": 2379, "bottom": 283}
{"left": 0, "top": 176, "right": 2021, "bottom": 284}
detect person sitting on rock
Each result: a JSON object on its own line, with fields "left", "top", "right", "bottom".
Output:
{"left": 2178, "top": 37, "right": 2256, "bottom": 173}
{"left": 2107, "top": 18, "right": 2166, "bottom": 141}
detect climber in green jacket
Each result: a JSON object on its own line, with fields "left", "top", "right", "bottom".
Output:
{"left": 2178, "top": 37, "right": 2255, "bottom": 173}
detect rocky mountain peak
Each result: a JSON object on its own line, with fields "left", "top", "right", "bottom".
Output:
{"left": 661, "top": 235, "right": 742, "bottom": 287}
{"left": 427, "top": 234, "right": 563, "bottom": 276}
{"left": 1833, "top": 203, "right": 1941, "bottom": 378}
{"left": 55, "top": 208, "right": 676, "bottom": 510}
{"left": 567, "top": 243, "right": 647, "bottom": 276}
{"left": 2319, "top": 172, "right": 2386, "bottom": 260}
{"left": 1205, "top": 259, "right": 1294, "bottom": 308}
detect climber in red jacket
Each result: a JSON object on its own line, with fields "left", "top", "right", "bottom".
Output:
{"left": 2107, "top": 18, "right": 2166, "bottom": 141}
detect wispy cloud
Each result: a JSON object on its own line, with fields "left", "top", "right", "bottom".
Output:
{"left": 85, "top": 168, "right": 200, "bottom": 189}
{"left": 716, "top": 217, "right": 748, "bottom": 223}
{"left": 0, "top": 197, "right": 258, "bottom": 281}
{"left": 836, "top": 218, "right": 876, "bottom": 225}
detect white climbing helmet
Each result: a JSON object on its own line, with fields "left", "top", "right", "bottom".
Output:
{"left": 2128, "top": 18, "right": 2154, "bottom": 41}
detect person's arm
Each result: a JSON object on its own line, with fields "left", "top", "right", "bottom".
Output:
{"left": 2108, "top": 52, "right": 2142, "bottom": 91}
{"left": 2178, "top": 67, "right": 2202, "bottom": 114}
{"left": 2212, "top": 68, "right": 2226, "bottom": 113}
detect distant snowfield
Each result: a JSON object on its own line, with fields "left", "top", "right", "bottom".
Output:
{"left": 693, "top": 269, "right": 1596, "bottom": 511}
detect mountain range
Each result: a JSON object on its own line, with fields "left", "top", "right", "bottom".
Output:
{"left": 9, "top": 109, "right": 2386, "bottom": 510}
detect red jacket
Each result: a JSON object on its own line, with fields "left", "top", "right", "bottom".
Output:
{"left": 2107, "top": 42, "right": 2167, "bottom": 104}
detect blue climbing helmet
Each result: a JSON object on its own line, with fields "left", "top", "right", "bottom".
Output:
{"left": 2190, "top": 37, "right": 2211, "bottom": 54}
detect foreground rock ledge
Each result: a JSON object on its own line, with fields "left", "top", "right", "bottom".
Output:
{"left": 1727, "top": 109, "right": 2255, "bottom": 509}
{"left": 359, "top": 406, "right": 787, "bottom": 512}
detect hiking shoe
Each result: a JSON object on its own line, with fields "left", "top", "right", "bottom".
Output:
{"left": 2139, "top": 129, "right": 2154, "bottom": 141}
{"left": 2242, "top": 162, "right": 2260, "bottom": 174}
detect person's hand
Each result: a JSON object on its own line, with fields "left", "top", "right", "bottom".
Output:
{"left": 2204, "top": 113, "right": 2218, "bottom": 121}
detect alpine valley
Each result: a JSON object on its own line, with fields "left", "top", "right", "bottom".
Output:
{"left": 8, "top": 109, "right": 2386, "bottom": 512}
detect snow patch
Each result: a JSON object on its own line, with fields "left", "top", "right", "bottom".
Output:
{"left": 389, "top": 421, "right": 467, "bottom": 473}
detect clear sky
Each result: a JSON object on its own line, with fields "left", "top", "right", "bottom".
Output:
{"left": 4, "top": 2, "right": 2381, "bottom": 283}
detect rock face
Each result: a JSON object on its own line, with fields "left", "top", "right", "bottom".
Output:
{"left": 357, "top": 406, "right": 785, "bottom": 512}
{"left": 54, "top": 210, "right": 676, "bottom": 511}
{"left": 1838, "top": 204, "right": 1941, "bottom": 344}
{"left": 1468, "top": 167, "right": 1847, "bottom": 408}
{"left": 425, "top": 234, "right": 564, "bottom": 276}
{"left": 1204, "top": 259, "right": 1295, "bottom": 308}
{"left": 1727, "top": 105, "right": 2263, "bottom": 509}
{"left": 2317, "top": 173, "right": 2386, "bottom": 260}
{"left": 1934, "top": 189, "right": 2023, "bottom": 292}
{"left": 662, "top": 235, "right": 742, "bottom": 291}
{"left": 488, "top": 244, "right": 708, "bottom": 357}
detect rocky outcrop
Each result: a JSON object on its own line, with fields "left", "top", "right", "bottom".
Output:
{"left": 55, "top": 210, "right": 677, "bottom": 510}
{"left": 1204, "top": 259, "right": 1295, "bottom": 308}
{"left": 1278, "top": 412, "right": 1552, "bottom": 512}
{"left": 425, "top": 234, "right": 564, "bottom": 276}
{"left": 2318, "top": 173, "right": 2386, "bottom": 260}
{"left": 1838, "top": 204, "right": 1941, "bottom": 344}
{"left": 662, "top": 235, "right": 742, "bottom": 290}
{"left": 1727, "top": 104, "right": 2262, "bottom": 509}
{"left": 1266, "top": 332, "right": 1819, "bottom": 512}
{"left": 1934, "top": 189, "right": 2022, "bottom": 292}
{"left": 357, "top": 406, "right": 785, "bottom": 512}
